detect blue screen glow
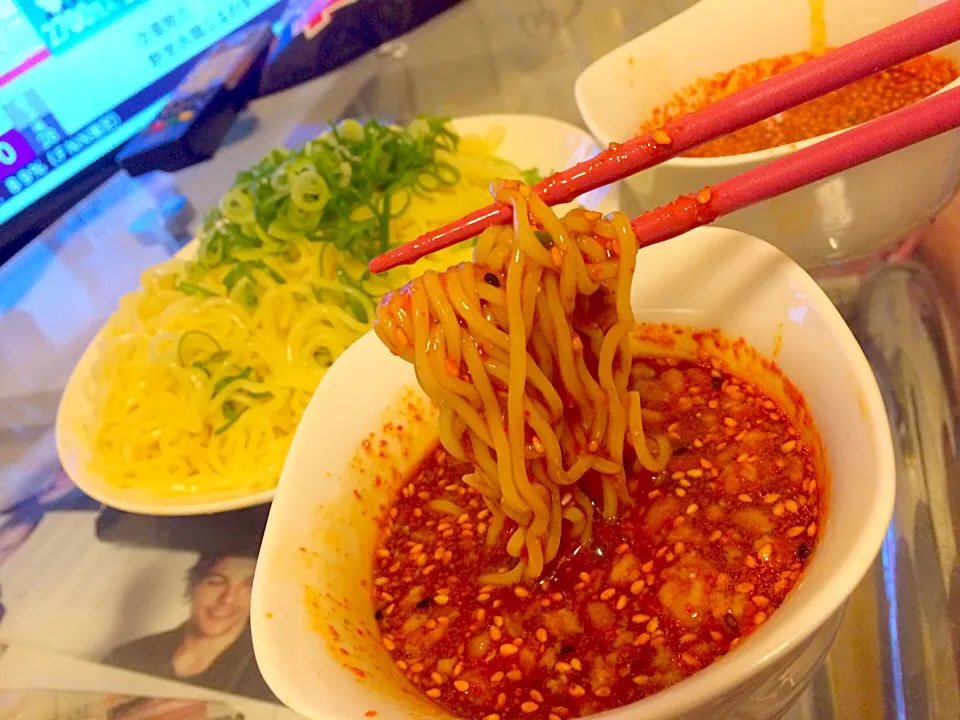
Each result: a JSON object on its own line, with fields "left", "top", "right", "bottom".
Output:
{"left": 0, "top": 0, "right": 280, "bottom": 228}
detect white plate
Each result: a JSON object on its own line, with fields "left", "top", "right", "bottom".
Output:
{"left": 251, "top": 226, "right": 894, "bottom": 720}
{"left": 55, "top": 114, "right": 620, "bottom": 516}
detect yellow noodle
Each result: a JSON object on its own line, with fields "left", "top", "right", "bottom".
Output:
{"left": 376, "top": 182, "right": 673, "bottom": 583}
{"left": 85, "top": 126, "right": 528, "bottom": 496}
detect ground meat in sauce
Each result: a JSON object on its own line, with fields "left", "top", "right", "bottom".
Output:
{"left": 371, "top": 357, "right": 822, "bottom": 720}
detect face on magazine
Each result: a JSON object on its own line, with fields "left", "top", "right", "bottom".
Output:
{"left": 189, "top": 556, "right": 255, "bottom": 638}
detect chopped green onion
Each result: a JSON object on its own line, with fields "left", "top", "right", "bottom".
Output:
{"left": 520, "top": 167, "right": 544, "bottom": 185}
{"left": 176, "top": 331, "right": 222, "bottom": 368}
{"left": 212, "top": 367, "right": 253, "bottom": 398}
{"left": 535, "top": 230, "right": 554, "bottom": 249}
{"left": 215, "top": 401, "right": 249, "bottom": 435}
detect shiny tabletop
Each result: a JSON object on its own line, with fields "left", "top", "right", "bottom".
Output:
{"left": 1, "top": 1, "right": 958, "bottom": 718}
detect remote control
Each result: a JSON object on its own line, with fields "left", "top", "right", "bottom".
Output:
{"left": 116, "top": 21, "right": 275, "bottom": 177}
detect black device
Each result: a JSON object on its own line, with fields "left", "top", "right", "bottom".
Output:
{"left": 116, "top": 21, "right": 275, "bottom": 177}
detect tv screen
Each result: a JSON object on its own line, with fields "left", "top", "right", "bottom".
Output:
{"left": 0, "top": 0, "right": 283, "bottom": 259}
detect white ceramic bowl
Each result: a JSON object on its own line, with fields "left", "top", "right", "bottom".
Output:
{"left": 251, "top": 227, "right": 895, "bottom": 720}
{"left": 574, "top": 0, "right": 960, "bottom": 271}
{"left": 54, "top": 114, "right": 620, "bottom": 516}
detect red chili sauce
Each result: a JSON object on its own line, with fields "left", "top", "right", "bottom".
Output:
{"left": 372, "top": 357, "right": 822, "bottom": 720}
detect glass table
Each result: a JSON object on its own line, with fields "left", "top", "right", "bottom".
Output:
{"left": 1, "top": 1, "right": 958, "bottom": 718}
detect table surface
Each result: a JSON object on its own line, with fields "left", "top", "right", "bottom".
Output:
{"left": 1, "top": 1, "right": 959, "bottom": 718}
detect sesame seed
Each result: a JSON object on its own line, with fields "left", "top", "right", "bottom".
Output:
{"left": 491, "top": 671, "right": 504, "bottom": 682}
{"left": 763, "top": 493, "right": 780, "bottom": 504}
{"left": 781, "top": 440, "right": 797, "bottom": 453}
{"left": 514, "top": 587, "right": 529, "bottom": 598}
{"left": 634, "top": 633, "right": 651, "bottom": 646}
{"left": 738, "top": 494, "right": 752, "bottom": 503}
{"left": 616, "top": 595, "right": 628, "bottom": 610}
{"left": 630, "top": 580, "right": 645, "bottom": 594}
{"left": 787, "top": 525, "right": 806, "bottom": 537}
{"left": 483, "top": 715, "right": 501, "bottom": 720}
{"left": 555, "top": 661, "right": 572, "bottom": 672}
{"left": 454, "top": 680, "right": 469, "bottom": 692}
{"left": 426, "top": 689, "right": 441, "bottom": 698}
{"left": 530, "top": 690, "right": 544, "bottom": 703}
{"left": 434, "top": 595, "right": 450, "bottom": 605}
{"left": 490, "top": 626, "right": 502, "bottom": 641}
{"left": 568, "top": 685, "right": 586, "bottom": 697}
{"left": 595, "top": 687, "right": 612, "bottom": 697}
{"left": 632, "top": 675, "right": 650, "bottom": 685}
{"left": 381, "top": 637, "right": 395, "bottom": 651}
{"left": 772, "top": 503, "right": 785, "bottom": 516}
{"left": 600, "top": 588, "right": 616, "bottom": 601}
{"left": 646, "top": 617, "right": 660, "bottom": 633}
{"left": 785, "top": 499, "right": 799, "bottom": 513}
{"left": 507, "top": 670, "right": 523, "bottom": 681}
{"left": 653, "top": 129, "right": 672, "bottom": 145}
{"left": 499, "top": 643, "right": 518, "bottom": 656}
{"left": 686, "top": 503, "right": 699, "bottom": 515}
{"left": 536, "top": 628, "right": 548, "bottom": 642}
{"left": 807, "top": 522, "right": 818, "bottom": 536}
{"left": 755, "top": 611, "right": 768, "bottom": 625}
{"left": 570, "top": 658, "right": 582, "bottom": 671}
{"left": 521, "top": 702, "right": 540, "bottom": 713}
{"left": 675, "top": 487, "right": 687, "bottom": 497}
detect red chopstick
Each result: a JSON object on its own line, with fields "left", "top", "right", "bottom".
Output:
{"left": 369, "top": 0, "right": 960, "bottom": 274}
{"left": 627, "top": 84, "right": 960, "bottom": 248}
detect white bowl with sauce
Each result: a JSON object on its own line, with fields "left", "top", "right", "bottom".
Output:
{"left": 574, "top": 0, "right": 960, "bottom": 272}
{"left": 250, "top": 226, "right": 895, "bottom": 719}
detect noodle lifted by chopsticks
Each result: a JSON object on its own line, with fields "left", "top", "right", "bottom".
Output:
{"left": 375, "top": 182, "right": 671, "bottom": 583}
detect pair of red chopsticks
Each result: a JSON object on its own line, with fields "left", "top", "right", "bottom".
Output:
{"left": 369, "top": 0, "right": 960, "bottom": 274}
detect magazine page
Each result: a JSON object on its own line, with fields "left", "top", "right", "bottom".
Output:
{"left": 0, "top": 466, "right": 276, "bottom": 704}
{"left": 0, "top": 690, "right": 243, "bottom": 720}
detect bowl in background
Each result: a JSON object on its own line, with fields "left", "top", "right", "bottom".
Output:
{"left": 574, "top": 0, "right": 960, "bottom": 272}
{"left": 55, "top": 113, "right": 619, "bottom": 517}
{"left": 250, "top": 226, "right": 895, "bottom": 720}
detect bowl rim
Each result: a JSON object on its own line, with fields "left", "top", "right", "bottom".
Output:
{"left": 252, "top": 226, "right": 897, "bottom": 718}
